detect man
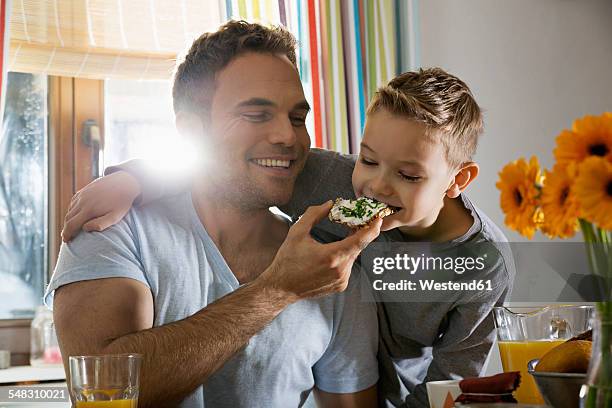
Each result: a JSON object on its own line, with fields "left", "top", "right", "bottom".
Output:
{"left": 46, "top": 21, "right": 381, "bottom": 408}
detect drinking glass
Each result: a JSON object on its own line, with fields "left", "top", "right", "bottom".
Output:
{"left": 69, "top": 353, "right": 142, "bottom": 408}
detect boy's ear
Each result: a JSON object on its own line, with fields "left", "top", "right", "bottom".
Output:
{"left": 446, "top": 162, "right": 479, "bottom": 198}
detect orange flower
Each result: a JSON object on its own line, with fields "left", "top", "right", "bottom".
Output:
{"left": 540, "top": 164, "right": 580, "bottom": 239}
{"left": 496, "top": 157, "right": 543, "bottom": 238}
{"left": 554, "top": 113, "right": 612, "bottom": 169}
{"left": 574, "top": 157, "right": 612, "bottom": 230}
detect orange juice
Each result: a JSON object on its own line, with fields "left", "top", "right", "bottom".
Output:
{"left": 76, "top": 399, "right": 137, "bottom": 408}
{"left": 76, "top": 388, "right": 137, "bottom": 408}
{"left": 498, "top": 340, "right": 564, "bottom": 404}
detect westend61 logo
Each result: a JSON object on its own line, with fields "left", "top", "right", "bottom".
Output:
{"left": 371, "top": 253, "right": 487, "bottom": 275}
{"left": 362, "top": 241, "right": 607, "bottom": 303}
{"left": 368, "top": 253, "right": 493, "bottom": 295}
{"left": 360, "top": 242, "right": 505, "bottom": 302}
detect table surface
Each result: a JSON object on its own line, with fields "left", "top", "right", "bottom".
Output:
{"left": 0, "top": 366, "right": 65, "bottom": 385}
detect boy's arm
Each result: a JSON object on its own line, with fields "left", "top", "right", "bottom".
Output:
{"left": 108, "top": 149, "right": 358, "bottom": 216}
{"left": 62, "top": 149, "right": 358, "bottom": 241}
{"left": 62, "top": 159, "right": 189, "bottom": 241}
{"left": 104, "top": 159, "right": 191, "bottom": 205}
{"left": 314, "top": 386, "right": 378, "bottom": 408}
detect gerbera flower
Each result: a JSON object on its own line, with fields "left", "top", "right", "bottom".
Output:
{"left": 540, "top": 164, "right": 580, "bottom": 239}
{"left": 574, "top": 157, "right": 612, "bottom": 230}
{"left": 496, "top": 156, "right": 543, "bottom": 238}
{"left": 554, "top": 113, "right": 612, "bottom": 169}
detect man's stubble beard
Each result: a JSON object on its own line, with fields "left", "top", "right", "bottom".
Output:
{"left": 194, "top": 144, "right": 307, "bottom": 212}
{"left": 201, "top": 172, "right": 296, "bottom": 212}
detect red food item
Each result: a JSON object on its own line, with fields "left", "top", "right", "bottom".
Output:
{"left": 454, "top": 371, "right": 521, "bottom": 404}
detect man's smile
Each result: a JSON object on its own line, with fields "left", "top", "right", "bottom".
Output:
{"left": 249, "top": 156, "right": 300, "bottom": 177}
{"left": 253, "top": 158, "right": 292, "bottom": 169}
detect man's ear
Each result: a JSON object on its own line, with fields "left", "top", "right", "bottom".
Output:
{"left": 446, "top": 162, "right": 479, "bottom": 198}
{"left": 175, "top": 111, "right": 204, "bottom": 139}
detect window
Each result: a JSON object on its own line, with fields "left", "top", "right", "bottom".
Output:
{"left": 0, "top": 72, "right": 48, "bottom": 319}
{"left": 104, "top": 79, "right": 179, "bottom": 169}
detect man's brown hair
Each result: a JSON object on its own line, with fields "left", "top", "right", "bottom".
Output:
{"left": 367, "top": 68, "right": 484, "bottom": 169}
{"left": 172, "top": 20, "right": 298, "bottom": 116}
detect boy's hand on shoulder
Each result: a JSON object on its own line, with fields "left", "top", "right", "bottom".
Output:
{"left": 62, "top": 171, "right": 141, "bottom": 242}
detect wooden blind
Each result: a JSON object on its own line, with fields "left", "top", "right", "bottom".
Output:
{"left": 7, "top": 0, "right": 223, "bottom": 80}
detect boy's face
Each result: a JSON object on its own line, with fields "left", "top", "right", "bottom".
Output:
{"left": 352, "top": 109, "right": 456, "bottom": 232}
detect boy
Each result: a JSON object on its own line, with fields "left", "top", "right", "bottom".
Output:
{"left": 63, "top": 68, "right": 514, "bottom": 407}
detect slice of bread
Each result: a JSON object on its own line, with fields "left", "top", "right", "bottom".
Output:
{"left": 328, "top": 197, "right": 395, "bottom": 228}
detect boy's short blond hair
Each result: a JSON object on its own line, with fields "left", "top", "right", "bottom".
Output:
{"left": 367, "top": 68, "right": 483, "bottom": 169}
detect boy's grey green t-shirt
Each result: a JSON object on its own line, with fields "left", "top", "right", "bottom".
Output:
{"left": 44, "top": 191, "right": 379, "bottom": 408}
{"left": 285, "top": 149, "right": 515, "bottom": 408}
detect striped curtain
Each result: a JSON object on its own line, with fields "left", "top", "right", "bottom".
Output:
{"left": 0, "top": 0, "right": 419, "bottom": 153}
{"left": 228, "top": 0, "right": 420, "bottom": 154}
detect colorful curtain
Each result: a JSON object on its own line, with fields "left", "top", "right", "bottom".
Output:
{"left": 228, "top": 0, "right": 420, "bottom": 154}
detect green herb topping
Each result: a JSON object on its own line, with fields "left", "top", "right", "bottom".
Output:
{"left": 338, "top": 198, "right": 386, "bottom": 219}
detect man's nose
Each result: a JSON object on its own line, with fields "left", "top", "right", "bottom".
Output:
{"left": 267, "top": 117, "right": 297, "bottom": 146}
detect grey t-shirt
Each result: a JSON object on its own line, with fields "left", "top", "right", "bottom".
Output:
{"left": 283, "top": 149, "right": 515, "bottom": 408}
{"left": 45, "top": 191, "right": 379, "bottom": 408}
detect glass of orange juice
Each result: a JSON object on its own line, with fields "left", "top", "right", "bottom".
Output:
{"left": 69, "top": 354, "right": 142, "bottom": 408}
{"left": 493, "top": 305, "right": 594, "bottom": 404}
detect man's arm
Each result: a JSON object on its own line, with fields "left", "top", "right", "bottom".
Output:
{"left": 55, "top": 276, "right": 290, "bottom": 408}
{"left": 53, "top": 203, "right": 383, "bottom": 408}
{"left": 314, "top": 385, "right": 378, "bottom": 408}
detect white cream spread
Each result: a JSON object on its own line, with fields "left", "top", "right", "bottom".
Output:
{"left": 329, "top": 197, "right": 391, "bottom": 227}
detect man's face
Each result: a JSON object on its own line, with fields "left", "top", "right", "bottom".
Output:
{"left": 352, "top": 109, "right": 455, "bottom": 232}
{"left": 197, "top": 52, "right": 311, "bottom": 208}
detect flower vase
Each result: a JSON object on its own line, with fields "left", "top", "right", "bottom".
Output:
{"left": 581, "top": 303, "right": 612, "bottom": 408}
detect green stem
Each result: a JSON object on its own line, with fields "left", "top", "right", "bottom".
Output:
{"left": 580, "top": 220, "right": 611, "bottom": 301}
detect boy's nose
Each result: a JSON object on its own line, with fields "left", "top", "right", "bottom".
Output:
{"left": 369, "top": 176, "right": 394, "bottom": 198}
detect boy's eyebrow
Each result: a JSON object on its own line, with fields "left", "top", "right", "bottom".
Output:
{"left": 361, "top": 143, "right": 375, "bottom": 153}
{"left": 361, "top": 142, "right": 426, "bottom": 169}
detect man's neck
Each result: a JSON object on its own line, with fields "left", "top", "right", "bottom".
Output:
{"left": 191, "top": 186, "right": 289, "bottom": 283}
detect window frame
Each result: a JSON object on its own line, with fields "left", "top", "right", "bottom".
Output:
{"left": 48, "top": 77, "right": 105, "bottom": 272}
{"left": 0, "top": 76, "right": 104, "bottom": 367}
